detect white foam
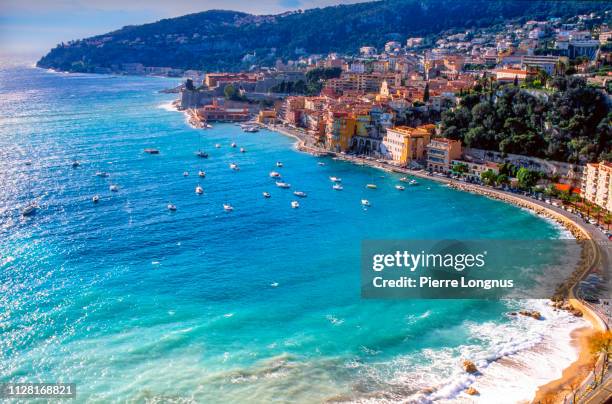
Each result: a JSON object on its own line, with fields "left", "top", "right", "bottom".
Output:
{"left": 157, "top": 101, "right": 177, "bottom": 112}
{"left": 355, "top": 300, "right": 589, "bottom": 403}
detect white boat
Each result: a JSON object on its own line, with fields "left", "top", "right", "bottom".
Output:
{"left": 195, "top": 150, "right": 208, "bottom": 158}
{"left": 195, "top": 185, "right": 204, "bottom": 194}
{"left": 409, "top": 180, "right": 418, "bottom": 186}
{"left": 291, "top": 201, "right": 300, "bottom": 209}
{"left": 198, "top": 170, "right": 206, "bottom": 178}
{"left": 240, "top": 148, "right": 246, "bottom": 153}
{"left": 270, "top": 282, "right": 279, "bottom": 287}
{"left": 206, "top": 124, "right": 213, "bottom": 129}
{"left": 244, "top": 127, "right": 259, "bottom": 133}
{"left": 399, "top": 177, "right": 408, "bottom": 182}
{"left": 276, "top": 162, "right": 283, "bottom": 167}
{"left": 332, "top": 184, "right": 343, "bottom": 191}
{"left": 276, "top": 181, "right": 291, "bottom": 189}
{"left": 395, "top": 185, "right": 405, "bottom": 191}
{"left": 183, "top": 171, "right": 189, "bottom": 177}
{"left": 366, "top": 184, "right": 377, "bottom": 189}
{"left": 293, "top": 191, "right": 307, "bottom": 198}
{"left": 329, "top": 176, "right": 342, "bottom": 182}
{"left": 231, "top": 142, "right": 237, "bottom": 148}
{"left": 167, "top": 203, "right": 177, "bottom": 211}
{"left": 109, "top": 184, "right": 119, "bottom": 192}
{"left": 21, "top": 203, "right": 37, "bottom": 216}
{"left": 223, "top": 204, "right": 234, "bottom": 212}
{"left": 263, "top": 192, "right": 271, "bottom": 198}
{"left": 361, "top": 199, "right": 371, "bottom": 207}
{"left": 269, "top": 171, "right": 281, "bottom": 178}
{"left": 95, "top": 171, "right": 109, "bottom": 177}
{"left": 318, "top": 162, "right": 325, "bottom": 166}
{"left": 230, "top": 163, "right": 239, "bottom": 171}
{"left": 92, "top": 195, "right": 100, "bottom": 203}
{"left": 215, "top": 143, "right": 221, "bottom": 148}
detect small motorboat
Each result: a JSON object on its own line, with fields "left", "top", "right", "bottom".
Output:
{"left": 318, "top": 162, "right": 325, "bottom": 166}
{"left": 21, "top": 203, "right": 37, "bottom": 216}
{"left": 269, "top": 171, "right": 281, "bottom": 178}
{"left": 92, "top": 195, "right": 100, "bottom": 203}
{"left": 183, "top": 171, "right": 189, "bottom": 177}
{"left": 198, "top": 170, "right": 206, "bottom": 178}
{"left": 223, "top": 204, "right": 234, "bottom": 212}
{"left": 366, "top": 184, "right": 377, "bottom": 189}
{"left": 231, "top": 142, "right": 237, "bottom": 148}
{"left": 329, "top": 176, "right": 342, "bottom": 183}
{"left": 333, "top": 184, "right": 343, "bottom": 191}
{"left": 195, "top": 151, "right": 208, "bottom": 158}
{"left": 215, "top": 144, "right": 221, "bottom": 148}
{"left": 263, "top": 192, "right": 271, "bottom": 198}
{"left": 276, "top": 162, "right": 283, "bottom": 168}
{"left": 293, "top": 191, "right": 307, "bottom": 198}
{"left": 144, "top": 148, "right": 160, "bottom": 154}
{"left": 167, "top": 202, "right": 177, "bottom": 211}
{"left": 240, "top": 148, "right": 246, "bottom": 153}
{"left": 270, "top": 282, "right": 279, "bottom": 287}
{"left": 361, "top": 199, "right": 371, "bottom": 207}
{"left": 95, "top": 171, "right": 109, "bottom": 178}
{"left": 244, "top": 127, "right": 259, "bottom": 133}
{"left": 206, "top": 124, "right": 213, "bottom": 129}
{"left": 276, "top": 181, "right": 291, "bottom": 189}
{"left": 109, "top": 184, "right": 119, "bottom": 192}
{"left": 230, "top": 163, "right": 239, "bottom": 171}
{"left": 195, "top": 185, "right": 204, "bottom": 194}
{"left": 395, "top": 185, "right": 405, "bottom": 191}
{"left": 399, "top": 177, "right": 408, "bottom": 182}
{"left": 72, "top": 161, "right": 80, "bottom": 168}
{"left": 409, "top": 180, "right": 418, "bottom": 186}
{"left": 291, "top": 201, "right": 300, "bottom": 209}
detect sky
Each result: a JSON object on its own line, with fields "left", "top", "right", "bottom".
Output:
{"left": 0, "top": 0, "right": 365, "bottom": 60}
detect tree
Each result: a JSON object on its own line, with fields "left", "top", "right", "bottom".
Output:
{"left": 224, "top": 84, "right": 244, "bottom": 101}
{"left": 423, "top": 83, "right": 430, "bottom": 102}
{"left": 481, "top": 169, "right": 497, "bottom": 186}
{"left": 513, "top": 75, "right": 519, "bottom": 87}
{"left": 516, "top": 167, "right": 540, "bottom": 189}
{"left": 452, "top": 162, "right": 469, "bottom": 175}
{"left": 588, "top": 331, "right": 612, "bottom": 384}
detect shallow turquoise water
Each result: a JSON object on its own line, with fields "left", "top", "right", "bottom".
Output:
{"left": 0, "top": 67, "right": 567, "bottom": 402}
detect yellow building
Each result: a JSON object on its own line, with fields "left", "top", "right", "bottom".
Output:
{"left": 383, "top": 126, "right": 433, "bottom": 166}
{"left": 326, "top": 111, "right": 356, "bottom": 152}
{"left": 582, "top": 161, "right": 612, "bottom": 212}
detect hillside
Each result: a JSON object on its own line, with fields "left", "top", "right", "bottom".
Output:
{"left": 37, "top": 0, "right": 611, "bottom": 72}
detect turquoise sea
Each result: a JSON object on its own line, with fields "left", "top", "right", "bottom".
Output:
{"left": 0, "top": 66, "right": 587, "bottom": 403}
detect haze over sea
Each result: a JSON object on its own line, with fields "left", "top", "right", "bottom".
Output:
{"left": 0, "top": 66, "right": 588, "bottom": 403}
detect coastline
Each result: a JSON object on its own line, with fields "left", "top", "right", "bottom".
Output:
{"left": 260, "top": 123, "right": 608, "bottom": 403}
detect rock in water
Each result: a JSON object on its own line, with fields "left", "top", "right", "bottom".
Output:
{"left": 465, "top": 387, "right": 479, "bottom": 395}
{"left": 462, "top": 360, "right": 478, "bottom": 373}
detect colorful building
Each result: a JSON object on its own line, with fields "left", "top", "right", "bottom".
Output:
{"left": 383, "top": 125, "right": 434, "bottom": 166}
{"left": 582, "top": 161, "right": 612, "bottom": 212}
{"left": 426, "top": 138, "right": 462, "bottom": 172}
{"left": 326, "top": 111, "right": 356, "bottom": 152}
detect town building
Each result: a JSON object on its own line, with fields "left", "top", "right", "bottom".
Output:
{"left": 582, "top": 161, "right": 612, "bottom": 212}
{"left": 521, "top": 55, "right": 561, "bottom": 75}
{"left": 426, "top": 138, "right": 462, "bottom": 173}
{"left": 382, "top": 125, "right": 434, "bottom": 166}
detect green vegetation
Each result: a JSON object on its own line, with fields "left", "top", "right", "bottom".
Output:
{"left": 36, "top": 0, "right": 612, "bottom": 72}
{"left": 441, "top": 76, "right": 611, "bottom": 163}
{"left": 224, "top": 84, "right": 245, "bottom": 101}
